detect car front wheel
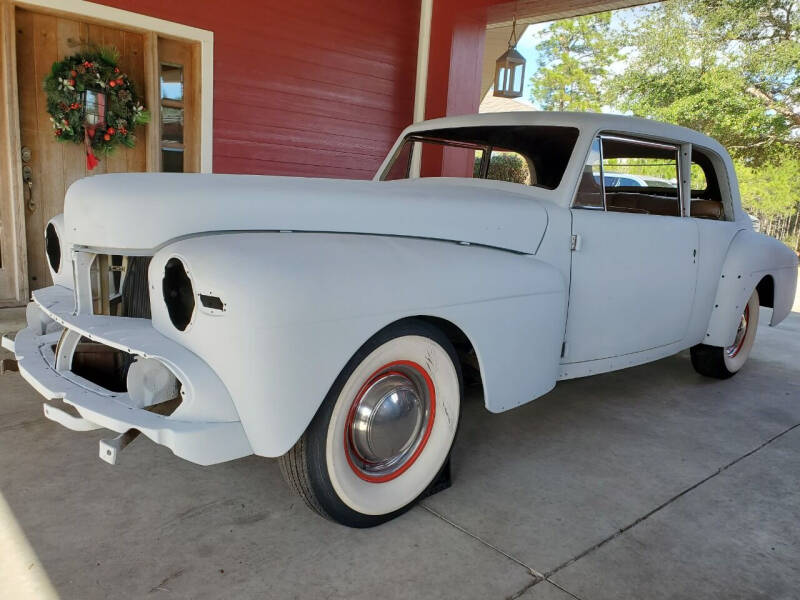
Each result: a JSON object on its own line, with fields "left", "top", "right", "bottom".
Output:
{"left": 278, "top": 319, "right": 462, "bottom": 528}
{"left": 690, "top": 289, "right": 760, "bottom": 379}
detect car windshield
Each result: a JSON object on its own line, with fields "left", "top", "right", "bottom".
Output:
{"left": 380, "top": 125, "right": 579, "bottom": 190}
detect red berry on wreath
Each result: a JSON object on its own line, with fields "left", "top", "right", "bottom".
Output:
{"left": 104, "top": 133, "right": 111, "bottom": 141}
{"left": 70, "top": 69, "right": 77, "bottom": 77}
{"left": 55, "top": 129, "right": 63, "bottom": 136}
{"left": 68, "top": 79, "right": 75, "bottom": 86}
{"left": 109, "top": 80, "right": 116, "bottom": 88}
{"left": 107, "top": 127, "right": 116, "bottom": 135}
{"left": 116, "top": 78, "right": 124, "bottom": 86}
{"left": 114, "top": 67, "right": 120, "bottom": 73}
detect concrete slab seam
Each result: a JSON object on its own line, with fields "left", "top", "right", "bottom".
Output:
{"left": 418, "top": 504, "right": 589, "bottom": 599}
{"left": 419, "top": 502, "right": 544, "bottom": 578}
{"left": 508, "top": 577, "right": 586, "bottom": 600}
{"left": 507, "top": 578, "right": 538, "bottom": 600}
{"left": 545, "top": 420, "right": 800, "bottom": 580}
{"left": 544, "top": 579, "right": 585, "bottom": 600}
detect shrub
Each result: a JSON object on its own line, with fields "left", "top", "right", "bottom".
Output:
{"left": 473, "top": 153, "right": 529, "bottom": 184}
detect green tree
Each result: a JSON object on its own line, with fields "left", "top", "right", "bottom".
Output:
{"left": 612, "top": 0, "right": 800, "bottom": 165}
{"left": 738, "top": 156, "right": 800, "bottom": 246}
{"left": 528, "top": 1, "right": 800, "bottom": 247}
{"left": 530, "top": 13, "right": 619, "bottom": 111}
{"left": 740, "top": 160, "right": 798, "bottom": 213}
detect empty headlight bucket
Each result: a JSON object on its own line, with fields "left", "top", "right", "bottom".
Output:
{"left": 43, "top": 214, "right": 73, "bottom": 289}
{"left": 162, "top": 257, "right": 195, "bottom": 331}
{"left": 45, "top": 222, "right": 61, "bottom": 274}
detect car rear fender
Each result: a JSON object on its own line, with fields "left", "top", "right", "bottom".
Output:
{"left": 704, "top": 229, "right": 798, "bottom": 347}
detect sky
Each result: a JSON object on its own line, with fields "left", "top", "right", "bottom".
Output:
{"left": 511, "top": 24, "right": 545, "bottom": 105}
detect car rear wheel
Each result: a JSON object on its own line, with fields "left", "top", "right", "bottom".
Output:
{"left": 278, "top": 319, "right": 462, "bottom": 528}
{"left": 690, "top": 289, "right": 759, "bottom": 379}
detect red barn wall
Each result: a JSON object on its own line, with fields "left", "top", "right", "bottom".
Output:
{"left": 422, "top": 0, "right": 488, "bottom": 177}
{"left": 96, "top": 0, "right": 420, "bottom": 179}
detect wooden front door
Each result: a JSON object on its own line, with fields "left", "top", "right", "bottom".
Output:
{"left": 15, "top": 9, "right": 146, "bottom": 291}
{"left": 11, "top": 8, "right": 200, "bottom": 296}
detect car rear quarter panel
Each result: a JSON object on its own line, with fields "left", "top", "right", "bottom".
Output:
{"left": 148, "top": 232, "right": 567, "bottom": 457}
{"left": 685, "top": 220, "right": 742, "bottom": 345}
{"left": 704, "top": 229, "right": 799, "bottom": 347}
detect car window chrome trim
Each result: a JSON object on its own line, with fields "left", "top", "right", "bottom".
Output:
{"left": 598, "top": 134, "right": 680, "bottom": 152}
{"left": 569, "top": 135, "right": 606, "bottom": 211}
{"left": 598, "top": 135, "right": 607, "bottom": 211}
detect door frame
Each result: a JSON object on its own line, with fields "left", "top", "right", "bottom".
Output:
{"left": 563, "top": 133, "right": 698, "bottom": 364}
{"left": 0, "top": 0, "right": 213, "bottom": 306}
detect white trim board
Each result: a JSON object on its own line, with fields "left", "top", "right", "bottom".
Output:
{"left": 15, "top": 0, "right": 214, "bottom": 173}
{"left": 409, "top": 0, "right": 432, "bottom": 178}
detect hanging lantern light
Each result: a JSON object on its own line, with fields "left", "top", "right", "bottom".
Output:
{"left": 493, "top": 16, "right": 526, "bottom": 99}
{"left": 80, "top": 89, "right": 107, "bottom": 170}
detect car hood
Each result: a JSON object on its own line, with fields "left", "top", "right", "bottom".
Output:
{"left": 65, "top": 173, "right": 549, "bottom": 255}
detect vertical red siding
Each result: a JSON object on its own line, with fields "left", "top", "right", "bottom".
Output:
{"left": 96, "top": 0, "right": 419, "bottom": 179}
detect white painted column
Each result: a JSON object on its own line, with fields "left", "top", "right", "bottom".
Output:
{"left": 410, "top": 0, "right": 433, "bottom": 178}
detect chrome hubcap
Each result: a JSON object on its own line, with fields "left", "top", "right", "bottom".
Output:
{"left": 726, "top": 305, "right": 749, "bottom": 358}
{"left": 346, "top": 365, "right": 432, "bottom": 479}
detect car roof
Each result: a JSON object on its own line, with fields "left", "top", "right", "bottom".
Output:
{"left": 404, "top": 111, "right": 727, "bottom": 155}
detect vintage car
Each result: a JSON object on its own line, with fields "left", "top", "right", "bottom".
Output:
{"left": 598, "top": 171, "right": 677, "bottom": 188}
{"left": 4, "top": 112, "right": 797, "bottom": 528}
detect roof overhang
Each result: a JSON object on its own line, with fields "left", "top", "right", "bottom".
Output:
{"left": 486, "top": 0, "right": 656, "bottom": 28}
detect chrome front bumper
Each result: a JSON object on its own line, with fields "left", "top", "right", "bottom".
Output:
{"left": 5, "top": 285, "right": 252, "bottom": 466}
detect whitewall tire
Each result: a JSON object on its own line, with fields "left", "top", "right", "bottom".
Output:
{"left": 279, "top": 319, "right": 462, "bottom": 527}
{"left": 691, "top": 289, "right": 760, "bottom": 379}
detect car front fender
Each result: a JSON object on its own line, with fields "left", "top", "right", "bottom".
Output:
{"left": 148, "top": 232, "right": 567, "bottom": 457}
{"left": 704, "top": 229, "right": 798, "bottom": 347}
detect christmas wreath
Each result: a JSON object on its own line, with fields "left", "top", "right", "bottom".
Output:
{"left": 43, "top": 46, "right": 150, "bottom": 169}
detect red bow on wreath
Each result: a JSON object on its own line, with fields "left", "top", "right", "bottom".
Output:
{"left": 82, "top": 90, "right": 106, "bottom": 170}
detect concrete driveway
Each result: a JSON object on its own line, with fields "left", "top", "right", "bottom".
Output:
{"left": 1, "top": 301, "right": 798, "bottom": 599}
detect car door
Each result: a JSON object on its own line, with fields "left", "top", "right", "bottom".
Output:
{"left": 563, "top": 135, "right": 699, "bottom": 364}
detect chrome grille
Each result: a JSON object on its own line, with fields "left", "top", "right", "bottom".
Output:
{"left": 121, "top": 257, "right": 152, "bottom": 318}
{"left": 72, "top": 252, "right": 151, "bottom": 318}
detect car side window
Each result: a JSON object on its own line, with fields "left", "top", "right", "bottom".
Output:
{"left": 687, "top": 147, "right": 729, "bottom": 221}
{"left": 573, "top": 137, "right": 604, "bottom": 209}
{"left": 573, "top": 135, "right": 683, "bottom": 217}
